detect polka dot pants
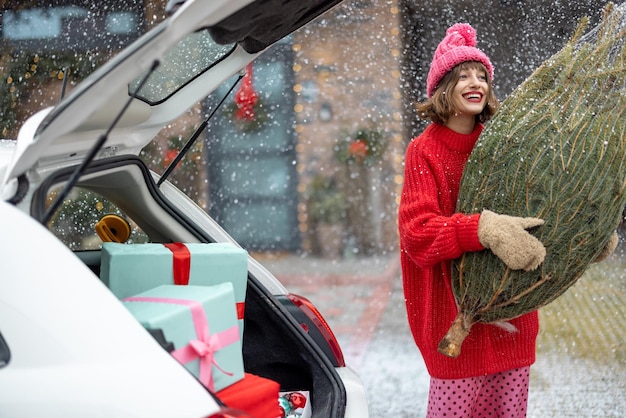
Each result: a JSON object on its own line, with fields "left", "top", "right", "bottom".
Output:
{"left": 426, "top": 367, "right": 530, "bottom": 417}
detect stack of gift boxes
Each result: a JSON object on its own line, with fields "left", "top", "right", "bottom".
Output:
{"left": 100, "top": 242, "right": 300, "bottom": 417}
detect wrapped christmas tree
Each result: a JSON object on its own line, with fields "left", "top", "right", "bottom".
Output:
{"left": 439, "top": 2, "right": 626, "bottom": 358}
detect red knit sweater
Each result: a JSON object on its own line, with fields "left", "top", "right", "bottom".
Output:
{"left": 398, "top": 122, "right": 538, "bottom": 379}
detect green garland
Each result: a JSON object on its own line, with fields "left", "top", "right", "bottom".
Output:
{"left": 1, "top": 52, "right": 102, "bottom": 137}
{"left": 305, "top": 174, "right": 346, "bottom": 225}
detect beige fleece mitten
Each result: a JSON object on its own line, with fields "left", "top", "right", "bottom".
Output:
{"left": 478, "top": 209, "right": 546, "bottom": 271}
{"left": 593, "top": 230, "right": 619, "bottom": 263}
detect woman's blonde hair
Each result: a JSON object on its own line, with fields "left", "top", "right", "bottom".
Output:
{"left": 416, "top": 61, "right": 499, "bottom": 125}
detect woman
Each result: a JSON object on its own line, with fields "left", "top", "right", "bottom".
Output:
{"left": 398, "top": 23, "right": 546, "bottom": 417}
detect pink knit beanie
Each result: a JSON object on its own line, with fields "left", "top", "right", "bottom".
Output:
{"left": 426, "top": 23, "right": 494, "bottom": 98}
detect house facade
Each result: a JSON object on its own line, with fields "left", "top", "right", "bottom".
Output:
{"left": 0, "top": 0, "right": 607, "bottom": 256}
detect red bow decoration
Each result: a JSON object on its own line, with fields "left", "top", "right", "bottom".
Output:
{"left": 234, "top": 63, "right": 259, "bottom": 121}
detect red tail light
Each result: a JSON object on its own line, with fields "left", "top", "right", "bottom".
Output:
{"left": 287, "top": 293, "right": 346, "bottom": 367}
{"left": 205, "top": 408, "right": 254, "bottom": 418}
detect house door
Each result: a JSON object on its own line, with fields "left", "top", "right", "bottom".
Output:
{"left": 205, "top": 41, "right": 300, "bottom": 252}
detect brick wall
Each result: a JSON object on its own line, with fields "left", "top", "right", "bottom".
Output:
{"left": 293, "top": 0, "right": 404, "bottom": 255}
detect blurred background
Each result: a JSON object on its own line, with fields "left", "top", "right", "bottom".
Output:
{"left": 1, "top": 0, "right": 618, "bottom": 260}
{"left": 2, "top": 1, "right": 625, "bottom": 415}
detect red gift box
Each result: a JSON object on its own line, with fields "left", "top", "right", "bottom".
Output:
{"left": 216, "top": 373, "right": 281, "bottom": 418}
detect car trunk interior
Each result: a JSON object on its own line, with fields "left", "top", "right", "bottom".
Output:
{"left": 32, "top": 157, "right": 346, "bottom": 417}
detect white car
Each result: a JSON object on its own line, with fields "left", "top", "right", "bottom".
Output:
{"left": 0, "top": 0, "right": 368, "bottom": 417}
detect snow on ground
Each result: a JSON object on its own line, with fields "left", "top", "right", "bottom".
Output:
{"left": 530, "top": 354, "right": 626, "bottom": 417}
{"left": 355, "top": 274, "right": 626, "bottom": 417}
{"left": 266, "top": 252, "right": 626, "bottom": 417}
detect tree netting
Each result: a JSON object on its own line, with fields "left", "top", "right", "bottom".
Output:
{"left": 439, "top": 2, "right": 626, "bottom": 358}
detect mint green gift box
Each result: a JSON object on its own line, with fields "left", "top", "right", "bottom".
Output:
{"left": 101, "top": 242, "right": 247, "bottom": 337}
{"left": 122, "top": 283, "right": 244, "bottom": 392}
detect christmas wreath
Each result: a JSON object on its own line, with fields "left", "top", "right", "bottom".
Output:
{"left": 334, "top": 126, "right": 387, "bottom": 165}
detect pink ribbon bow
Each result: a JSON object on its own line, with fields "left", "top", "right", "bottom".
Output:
{"left": 124, "top": 296, "right": 240, "bottom": 391}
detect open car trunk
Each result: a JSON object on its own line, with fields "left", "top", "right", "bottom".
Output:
{"left": 31, "top": 157, "right": 347, "bottom": 417}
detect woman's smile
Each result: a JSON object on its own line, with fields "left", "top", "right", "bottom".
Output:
{"left": 462, "top": 91, "right": 484, "bottom": 103}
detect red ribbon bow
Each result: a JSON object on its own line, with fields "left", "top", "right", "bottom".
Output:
{"left": 163, "top": 243, "right": 191, "bottom": 285}
{"left": 163, "top": 243, "right": 245, "bottom": 320}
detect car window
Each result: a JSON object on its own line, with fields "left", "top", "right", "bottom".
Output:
{"left": 47, "top": 186, "right": 149, "bottom": 251}
{"left": 130, "top": 30, "right": 236, "bottom": 104}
